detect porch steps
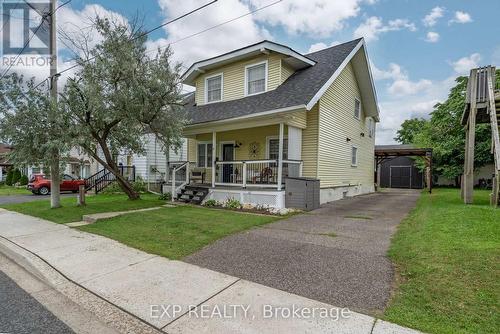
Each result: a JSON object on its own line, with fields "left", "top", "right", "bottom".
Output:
{"left": 177, "top": 186, "right": 209, "bottom": 205}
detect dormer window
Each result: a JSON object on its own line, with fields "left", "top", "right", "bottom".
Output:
{"left": 245, "top": 61, "right": 267, "bottom": 96}
{"left": 205, "top": 73, "right": 223, "bottom": 103}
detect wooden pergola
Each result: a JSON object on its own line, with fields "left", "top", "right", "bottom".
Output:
{"left": 375, "top": 145, "right": 433, "bottom": 193}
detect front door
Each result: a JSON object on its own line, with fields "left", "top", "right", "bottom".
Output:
{"left": 222, "top": 144, "right": 234, "bottom": 183}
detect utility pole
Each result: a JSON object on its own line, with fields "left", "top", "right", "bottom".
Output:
{"left": 49, "top": 0, "right": 61, "bottom": 208}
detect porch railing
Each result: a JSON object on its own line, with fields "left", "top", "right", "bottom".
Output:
{"left": 171, "top": 161, "right": 189, "bottom": 200}
{"left": 214, "top": 159, "right": 303, "bottom": 189}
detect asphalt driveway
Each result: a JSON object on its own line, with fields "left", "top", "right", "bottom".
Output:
{"left": 184, "top": 189, "right": 421, "bottom": 315}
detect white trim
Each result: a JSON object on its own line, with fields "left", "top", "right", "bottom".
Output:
{"left": 351, "top": 145, "right": 358, "bottom": 167}
{"left": 185, "top": 104, "right": 306, "bottom": 129}
{"left": 306, "top": 39, "right": 364, "bottom": 110}
{"left": 244, "top": 60, "right": 268, "bottom": 97}
{"left": 361, "top": 41, "right": 380, "bottom": 121}
{"left": 204, "top": 72, "right": 223, "bottom": 104}
{"left": 265, "top": 135, "right": 288, "bottom": 159}
{"left": 182, "top": 41, "right": 315, "bottom": 85}
{"left": 354, "top": 98, "right": 361, "bottom": 120}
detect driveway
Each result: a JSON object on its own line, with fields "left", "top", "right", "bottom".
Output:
{"left": 184, "top": 189, "right": 421, "bottom": 315}
{"left": 0, "top": 193, "right": 74, "bottom": 205}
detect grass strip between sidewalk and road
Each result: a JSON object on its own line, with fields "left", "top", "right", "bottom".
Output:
{"left": 77, "top": 205, "right": 279, "bottom": 259}
{"left": 0, "top": 193, "right": 166, "bottom": 224}
{"left": 384, "top": 188, "right": 499, "bottom": 334}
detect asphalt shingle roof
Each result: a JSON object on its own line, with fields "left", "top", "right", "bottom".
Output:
{"left": 184, "top": 39, "right": 362, "bottom": 125}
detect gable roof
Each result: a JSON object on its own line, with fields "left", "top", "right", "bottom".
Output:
{"left": 182, "top": 40, "right": 316, "bottom": 86}
{"left": 183, "top": 38, "right": 379, "bottom": 125}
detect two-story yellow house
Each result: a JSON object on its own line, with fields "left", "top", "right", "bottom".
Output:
{"left": 171, "top": 38, "right": 379, "bottom": 209}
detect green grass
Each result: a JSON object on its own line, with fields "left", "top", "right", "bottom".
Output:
{"left": 0, "top": 185, "right": 31, "bottom": 196}
{"left": 77, "top": 206, "right": 279, "bottom": 259}
{"left": 0, "top": 193, "right": 166, "bottom": 224}
{"left": 384, "top": 188, "right": 500, "bottom": 334}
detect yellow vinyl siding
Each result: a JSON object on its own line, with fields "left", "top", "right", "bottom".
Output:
{"left": 281, "top": 61, "right": 295, "bottom": 83}
{"left": 195, "top": 53, "right": 288, "bottom": 105}
{"left": 301, "top": 104, "right": 319, "bottom": 178}
{"left": 317, "top": 62, "right": 375, "bottom": 188}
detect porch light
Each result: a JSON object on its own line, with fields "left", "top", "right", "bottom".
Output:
{"left": 234, "top": 142, "right": 242, "bottom": 148}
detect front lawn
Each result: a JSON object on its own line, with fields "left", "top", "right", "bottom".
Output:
{"left": 384, "top": 188, "right": 499, "bottom": 334}
{"left": 78, "top": 206, "right": 279, "bottom": 259}
{"left": 0, "top": 185, "right": 31, "bottom": 196}
{"left": 0, "top": 193, "right": 166, "bottom": 224}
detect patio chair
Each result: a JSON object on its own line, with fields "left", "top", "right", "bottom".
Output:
{"left": 190, "top": 168, "right": 205, "bottom": 184}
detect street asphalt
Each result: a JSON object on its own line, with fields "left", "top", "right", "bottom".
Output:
{"left": 0, "top": 193, "right": 74, "bottom": 205}
{"left": 184, "top": 189, "right": 421, "bottom": 315}
{"left": 0, "top": 270, "right": 75, "bottom": 334}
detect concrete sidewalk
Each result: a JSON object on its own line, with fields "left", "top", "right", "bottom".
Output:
{"left": 0, "top": 208, "right": 422, "bottom": 334}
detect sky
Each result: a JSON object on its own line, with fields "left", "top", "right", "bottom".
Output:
{"left": 2, "top": 0, "right": 500, "bottom": 144}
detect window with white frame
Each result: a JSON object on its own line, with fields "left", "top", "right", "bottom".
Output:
{"left": 367, "top": 117, "right": 374, "bottom": 138}
{"left": 354, "top": 98, "right": 361, "bottom": 120}
{"left": 267, "top": 138, "right": 288, "bottom": 160}
{"left": 197, "top": 143, "right": 213, "bottom": 167}
{"left": 246, "top": 62, "right": 266, "bottom": 95}
{"left": 351, "top": 146, "right": 358, "bottom": 166}
{"left": 205, "top": 74, "right": 222, "bottom": 103}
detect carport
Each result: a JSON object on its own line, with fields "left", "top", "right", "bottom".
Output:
{"left": 375, "top": 145, "right": 433, "bottom": 193}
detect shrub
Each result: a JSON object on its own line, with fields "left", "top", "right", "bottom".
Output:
{"left": 132, "top": 178, "right": 147, "bottom": 192}
{"left": 12, "top": 168, "right": 21, "bottom": 184}
{"left": 5, "top": 169, "right": 13, "bottom": 186}
{"left": 101, "top": 179, "right": 148, "bottom": 194}
{"left": 224, "top": 198, "right": 242, "bottom": 210}
{"left": 159, "top": 192, "right": 172, "bottom": 201}
{"left": 19, "top": 175, "right": 29, "bottom": 186}
{"left": 204, "top": 199, "right": 220, "bottom": 207}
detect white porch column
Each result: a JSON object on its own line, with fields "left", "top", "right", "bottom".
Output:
{"left": 287, "top": 126, "right": 302, "bottom": 160}
{"left": 277, "top": 123, "right": 284, "bottom": 191}
{"left": 212, "top": 131, "right": 217, "bottom": 188}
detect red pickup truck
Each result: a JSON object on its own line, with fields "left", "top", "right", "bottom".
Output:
{"left": 28, "top": 174, "right": 86, "bottom": 195}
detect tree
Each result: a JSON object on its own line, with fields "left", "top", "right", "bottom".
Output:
{"left": 61, "top": 18, "right": 185, "bottom": 200}
{"left": 5, "top": 169, "right": 13, "bottom": 186}
{"left": 395, "top": 118, "right": 428, "bottom": 144}
{"left": 12, "top": 168, "right": 21, "bottom": 184}
{"left": 0, "top": 74, "right": 71, "bottom": 207}
{"left": 395, "top": 73, "right": 497, "bottom": 186}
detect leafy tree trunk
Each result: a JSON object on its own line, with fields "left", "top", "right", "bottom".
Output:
{"left": 50, "top": 150, "right": 61, "bottom": 208}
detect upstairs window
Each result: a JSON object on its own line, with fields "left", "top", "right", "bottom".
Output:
{"left": 246, "top": 62, "right": 267, "bottom": 95}
{"left": 205, "top": 74, "right": 222, "bottom": 103}
{"left": 367, "top": 118, "right": 375, "bottom": 138}
{"left": 354, "top": 98, "right": 361, "bottom": 120}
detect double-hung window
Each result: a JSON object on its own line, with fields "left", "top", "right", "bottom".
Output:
{"left": 205, "top": 74, "right": 222, "bottom": 103}
{"left": 246, "top": 62, "right": 267, "bottom": 95}
{"left": 351, "top": 146, "right": 358, "bottom": 167}
{"left": 267, "top": 138, "right": 288, "bottom": 160}
{"left": 197, "top": 143, "right": 213, "bottom": 167}
{"left": 354, "top": 98, "right": 361, "bottom": 120}
{"left": 367, "top": 118, "right": 374, "bottom": 138}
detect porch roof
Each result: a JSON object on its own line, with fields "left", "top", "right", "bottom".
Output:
{"left": 183, "top": 38, "right": 372, "bottom": 125}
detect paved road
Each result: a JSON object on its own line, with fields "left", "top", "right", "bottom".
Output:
{"left": 0, "top": 269, "right": 75, "bottom": 334}
{"left": 185, "top": 189, "right": 421, "bottom": 315}
{"left": 0, "top": 193, "right": 74, "bottom": 205}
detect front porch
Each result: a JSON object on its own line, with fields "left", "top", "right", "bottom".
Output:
{"left": 166, "top": 121, "right": 306, "bottom": 208}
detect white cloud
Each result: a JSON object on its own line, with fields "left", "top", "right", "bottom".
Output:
{"left": 449, "top": 11, "right": 472, "bottom": 24}
{"left": 353, "top": 16, "right": 416, "bottom": 42}
{"left": 307, "top": 41, "right": 340, "bottom": 53}
{"left": 425, "top": 31, "right": 440, "bottom": 43}
{"left": 388, "top": 78, "right": 432, "bottom": 96}
{"left": 247, "top": 0, "right": 372, "bottom": 37}
{"left": 450, "top": 53, "right": 481, "bottom": 75}
{"left": 371, "top": 62, "right": 406, "bottom": 81}
{"left": 422, "top": 6, "right": 445, "bottom": 27}
{"left": 153, "top": 0, "right": 267, "bottom": 67}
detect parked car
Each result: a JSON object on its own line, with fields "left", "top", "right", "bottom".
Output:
{"left": 28, "top": 174, "right": 86, "bottom": 195}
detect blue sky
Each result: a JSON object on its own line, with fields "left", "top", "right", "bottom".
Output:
{"left": 3, "top": 0, "right": 500, "bottom": 143}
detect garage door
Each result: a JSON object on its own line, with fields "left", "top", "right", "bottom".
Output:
{"left": 390, "top": 166, "right": 411, "bottom": 188}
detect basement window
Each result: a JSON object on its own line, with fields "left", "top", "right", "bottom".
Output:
{"left": 351, "top": 146, "right": 358, "bottom": 167}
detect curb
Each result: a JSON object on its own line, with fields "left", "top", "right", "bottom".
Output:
{"left": 0, "top": 236, "right": 163, "bottom": 334}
